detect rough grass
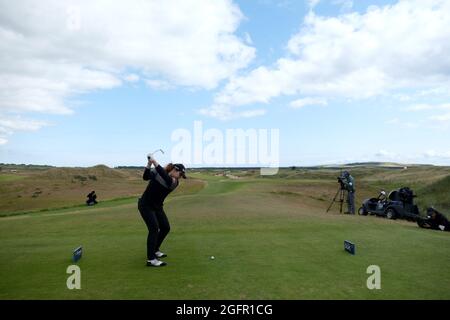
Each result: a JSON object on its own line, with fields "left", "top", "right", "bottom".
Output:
{"left": 0, "top": 167, "right": 205, "bottom": 215}
{"left": 0, "top": 174, "right": 26, "bottom": 182}
{"left": 416, "top": 175, "right": 450, "bottom": 213}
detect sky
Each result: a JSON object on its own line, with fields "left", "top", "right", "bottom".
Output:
{"left": 1, "top": 0, "right": 450, "bottom": 168}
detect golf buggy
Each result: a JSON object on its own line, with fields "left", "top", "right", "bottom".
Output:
{"left": 358, "top": 187, "right": 420, "bottom": 221}
{"left": 417, "top": 207, "right": 450, "bottom": 231}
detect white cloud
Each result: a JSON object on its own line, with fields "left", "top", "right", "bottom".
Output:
{"left": 0, "top": 0, "right": 255, "bottom": 143}
{"left": 0, "top": 115, "right": 48, "bottom": 144}
{"left": 385, "top": 118, "right": 399, "bottom": 125}
{"left": 289, "top": 97, "right": 327, "bottom": 109}
{"left": 238, "top": 109, "right": 267, "bottom": 118}
{"left": 145, "top": 79, "right": 173, "bottom": 91}
{"left": 0, "top": 117, "right": 48, "bottom": 131}
{"left": 332, "top": 0, "right": 353, "bottom": 11}
{"left": 404, "top": 103, "right": 450, "bottom": 126}
{"left": 244, "top": 32, "right": 253, "bottom": 45}
{"left": 0, "top": 66, "right": 119, "bottom": 115}
{"left": 385, "top": 119, "right": 420, "bottom": 129}
{"left": 124, "top": 74, "right": 140, "bottom": 83}
{"left": 375, "top": 149, "right": 398, "bottom": 158}
{"left": 403, "top": 122, "right": 420, "bottom": 129}
{"left": 405, "top": 104, "right": 434, "bottom": 112}
{"left": 198, "top": 104, "right": 266, "bottom": 121}
{"left": 308, "top": 0, "right": 320, "bottom": 10}
{"left": 202, "top": 0, "right": 450, "bottom": 119}
{"left": 430, "top": 112, "right": 450, "bottom": 122}
{"left": 423, "top": 150, "right": 450, "bottom": 159}
{"left": 405, "top": 103, "right": 450, "bottom": 112}
{"left": 417, "top": 87, "right": 450, "bottom": 98}
{"left": 393, "top": 94, "right": 413, "bottom": 102}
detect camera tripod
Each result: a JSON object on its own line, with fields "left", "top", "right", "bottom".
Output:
{"left": 326, "top": 186, "right": 347, "bottom": 214}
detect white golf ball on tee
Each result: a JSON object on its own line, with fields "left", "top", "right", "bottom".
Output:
{"left": 210, "top": 256, "right": 215, "bottom": 260}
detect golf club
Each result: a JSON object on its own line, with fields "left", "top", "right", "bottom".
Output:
{"left": 147, "top": 149, "right": 165, "bottom": 160}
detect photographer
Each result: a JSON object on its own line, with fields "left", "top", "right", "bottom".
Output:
{"left": 340, "top": 171, "right": 355, "bottom": 214}
{"left": 138, "top": 155, "right": 186, "bottom": 267}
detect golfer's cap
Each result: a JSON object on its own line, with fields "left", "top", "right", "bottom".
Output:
{"left": 174, "top": 164, "right": 187, "bottom": 179}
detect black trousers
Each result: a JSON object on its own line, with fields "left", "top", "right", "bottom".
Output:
{"left": 138, "top": 199, "right": 171, "bottom": 260}
{"left": 347, "top": 191, "right": 355, "bottom": 214}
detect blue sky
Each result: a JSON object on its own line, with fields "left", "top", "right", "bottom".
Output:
{"left": 1, "top": 0, "right": 450, "bottom": 167}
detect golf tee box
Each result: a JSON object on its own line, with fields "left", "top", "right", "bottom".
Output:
{"left": 344, "top": 240, "right": 355, "bottom": 255}
{"left": 73, "top": 246, "right": 83, "bottom": 263}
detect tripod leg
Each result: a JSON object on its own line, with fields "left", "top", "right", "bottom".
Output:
{"left": 326, "top": 188, "right": 341, "bottom": 213}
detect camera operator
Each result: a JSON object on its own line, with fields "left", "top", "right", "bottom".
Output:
{"left": 340, "top": 171, "right": 355, "bottom": 214}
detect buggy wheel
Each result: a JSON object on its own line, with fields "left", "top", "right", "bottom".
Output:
{"left": 358, "top": 207, "right": 368, "bottom": 216}
{"left": 386, "top": 209, "right": 396, "bottom": 220}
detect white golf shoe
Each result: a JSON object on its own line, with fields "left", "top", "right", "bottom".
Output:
{"left": 146, "top": 259, "right": 167, "bottom": 267}
{"left": 155, "top": 251, "right": 167, "bottom": 258}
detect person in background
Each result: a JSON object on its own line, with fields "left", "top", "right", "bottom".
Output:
{"left": 86, "top": 190, "right": 98, "bottom": 206}
{"left": 342, "top": 171, "right": 355, "bottom": 214}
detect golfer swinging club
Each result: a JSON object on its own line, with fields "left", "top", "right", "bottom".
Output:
{"left": 138, "top": 152, "right": 186, "bottom": 267}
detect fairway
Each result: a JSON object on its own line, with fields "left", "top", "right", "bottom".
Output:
{"left": 1, "top": 170, "right": 449, "bottom": 300}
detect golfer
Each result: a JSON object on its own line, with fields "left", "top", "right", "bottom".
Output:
{"left": 138, "top": 155, "right": 186, "bottom": 267}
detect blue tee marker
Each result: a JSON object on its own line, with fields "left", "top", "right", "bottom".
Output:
{"left": 73, "top": 246, "right": 83, "bottom": 263}
{"left": 344, "top": 240, "right": 355, "bottom": 255}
